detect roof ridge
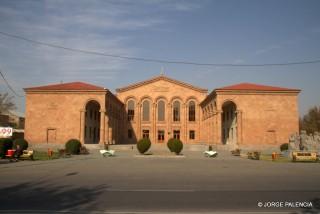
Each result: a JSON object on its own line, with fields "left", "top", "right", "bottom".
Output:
{"left": 216, "top": 82, "right": 300, "bottom": 91}
{"left": 24, "top": 81, "right": 106, "bottom": 91}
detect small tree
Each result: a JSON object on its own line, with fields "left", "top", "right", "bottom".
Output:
{"left": 13, "top": 138, "right": 28, "bottom": 150}
{"left": 300, "top": 106, "right": 320, "bottom": 134}
{"left": 167, "top": 138, "right": 183, "bottom": 155}
{"left": 0, "top": 93, "right": 16, "bottom": 115}
{"left": 137, "top": 138, "right": 151, "bottom": 154}
{"left": 167, "top": 138, "right": 175, "bottom": 152}
{"left": 65, "top": 139, "right": 81, "bottom": 154}
{"left": 280, "top": 143, "right": 289, "bottom": 151}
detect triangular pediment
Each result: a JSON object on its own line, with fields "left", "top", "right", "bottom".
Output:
{"left": 116, "top": 75, "right": 207, "bottom": 93}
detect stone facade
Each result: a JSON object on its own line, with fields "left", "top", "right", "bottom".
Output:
{"left": 24, "top": 83, "right": 123, "bottom": 145}
{"left": 201, "top": 88, "right": 300, "bottom": 149}
{"left": 24, "top": 76, "right": 300, "bottom": 150}
{"left": 116, "top": 76, "right": 207, "bottom": 145}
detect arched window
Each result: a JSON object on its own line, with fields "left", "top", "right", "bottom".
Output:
{"left": 127, "top": 100, "right": 135, "bottom": 121}
{"left": 158, "top": 100, "right": 165, "bottom": 121}
{"left": 173, "top": 100, "right": 180, "bottom": 122}
{"left": 142, "top": 100, "right": 150, "bottom": 121}
{"left": 189, "top": 101, "right": 196, "bottom": 121}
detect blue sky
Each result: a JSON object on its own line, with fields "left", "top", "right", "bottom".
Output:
{"left": 0, "top": 0, "right": 319, "bottom": 115}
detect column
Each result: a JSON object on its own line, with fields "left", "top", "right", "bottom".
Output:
{"left": 236, "top": 110, "right": 243, "bottom": 145}
{"left": 137, "top": 102, "right": 141, "bottom": 140}
{"left": 80, "top": 109, "right": 86, "bottom": 144}
{"left": 153, "top": 102, "right": 156, "bottom": 143}
{"left": 167, "top": 103, "right": 172, "bottom": 140}
{"left": 105, "top": 115, "right": 109, "bottom": 144}
{"left": 183, "top": 103, "right": 188, "bottom": 143}
{"left": 197, "top": 104, "right": 201, "bottom": 142}
{"left": 99, "top": 109, "right": 106, "bottom": 145}
{"left": 209, "top": 110, "right": 213, "bottom": 144}
{"left": 216, "top": 110, "right": 223, "bottom": 145}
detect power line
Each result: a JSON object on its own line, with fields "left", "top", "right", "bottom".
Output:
{"left": 0, "top": 69, "right": 24, "bottom": 97}
{"left": 1, "top": 31, "right": 320, "bottom": 67}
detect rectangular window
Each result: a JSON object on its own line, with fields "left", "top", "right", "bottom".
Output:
{"left": 128, "top": 110, "right": 134, "bottom": 121}
{"left": 142, "top": 130, "right": 149, "bottom": 139}
{"left": 173, "top": 130, "right": 180, "bottom": 140}
{"left": 128, "top": 129, "right": 133, "bottom": 139}
{"left": 158, "top": 130, "right": 165, "bottom": 142}
{"left": 189, "top": 130, "right": 195, "bottom": 140}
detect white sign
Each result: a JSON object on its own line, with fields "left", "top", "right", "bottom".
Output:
{"left": 0, "top": 127, "right": 13, "bottom": 137}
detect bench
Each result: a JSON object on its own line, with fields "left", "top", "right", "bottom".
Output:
{"left": 247, "top": 151, "right": 261, "bottom": 160}
{"left": 204, "top": 150, "right": 218, "bottom": 157}
{"left": 100, "top": 149, "right": 115, "bottom": 157}
{"left": 19, "top": 150, "right": 34, "bottom": 160}
{"left": 292, "top": 151, "right": 317, "bottom": 162}
{"left": 231, "top": 149, "right": 241, "bottom": 156}
{"left": 58, "top": 149, "right": 71, "bottom": 158}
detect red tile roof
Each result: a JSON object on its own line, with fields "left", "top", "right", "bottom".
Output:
{"left": 24, "top": 82, "right": 106, "bottom": 91}
{"left": 216, "top": 82, "right": 300, "bottom": 91}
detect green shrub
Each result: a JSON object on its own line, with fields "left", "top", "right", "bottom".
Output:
{"left": 167, "top": 138, "right": 183, "bottom": 155}
{"left": 13, "top": 138, "right": 28, "bottom": 150}
{"left": 280, "top": 143, "right": 289, "bottom": 151}
{"left": 0, "top": 138, "right": 13, "bottom": 158}
{"left": 167, "top": 138, "right": 175, "bottom": 152}
{"left": 65, "top": 139, "right": 81, "bottom": 154}
{"left": 137, "top": 138, "right": 151, "bottom": 154}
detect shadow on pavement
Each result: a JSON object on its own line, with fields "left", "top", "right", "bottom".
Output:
{"left": 0, "top": 181, "right": 108, "bottom": 212}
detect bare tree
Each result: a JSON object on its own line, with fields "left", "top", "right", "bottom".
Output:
{"left": 300, "top": 106, "right": 320, "bottom": 134}
{"left": 0, "top": 92, "right": 16, "bottom": 114}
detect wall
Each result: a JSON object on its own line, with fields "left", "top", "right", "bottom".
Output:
{"left": 117, "top": 79, "right": 207, "bottom": 144}
{"left": 216, "top": 91, "right": 299, "bottom": 148}
{"left": 25, "top": 91, "right": 105, "bottom": 144}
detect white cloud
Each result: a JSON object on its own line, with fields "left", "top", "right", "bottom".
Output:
{"left": 0, "top": 0, "right": 205, "bottom": 112}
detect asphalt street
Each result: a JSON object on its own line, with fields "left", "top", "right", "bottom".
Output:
{"left": 0, "top": 150, "right": 319, "bottom": 213}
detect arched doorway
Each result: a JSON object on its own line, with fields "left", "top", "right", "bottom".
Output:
{"left": 84, "top": 100, "right": 101, "bottom": 144}
{"left": 221, "top": 101, "right": 237, "bottom": 145}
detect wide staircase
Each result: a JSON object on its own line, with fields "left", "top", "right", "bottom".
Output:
{"left": 103, "top": 143, "right": 235, "bottom": 152}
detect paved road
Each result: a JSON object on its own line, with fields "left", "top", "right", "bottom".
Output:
{"left": 0, "top": 150, "right": 319, "bottom": 213}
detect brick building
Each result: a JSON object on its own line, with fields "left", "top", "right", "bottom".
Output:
{"left": 24, "top": 75, "right": 300, "bottom": 149}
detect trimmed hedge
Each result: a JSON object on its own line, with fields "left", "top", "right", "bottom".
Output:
{"left": 0, "top": 138, "right": 13, "bottom": 158}
{"left": 167, "top": 138, "right": 175, "bottom": 152}
{"left": 280, "top": 143, "right": 289, "bottom": 151}
{"left": 167, "top": 138, "right": 183, "bottom": 155}
{"left": 65, "top": 139, "right": 81, "bottom": 155}
{"left": 13, "top": 138, "right": 28, "bottom": 150}
{"left": 137, "top": 138, "right": 151, "bottom": 154}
